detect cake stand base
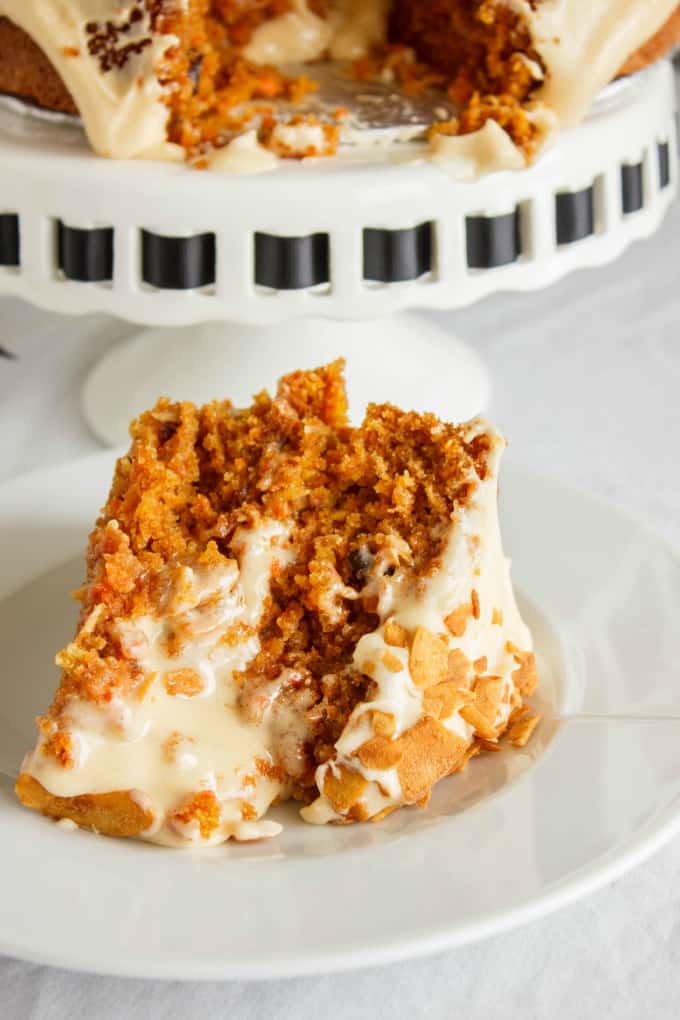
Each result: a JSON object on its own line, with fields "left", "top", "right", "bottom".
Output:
{"left": 81, "top": 314, "right": 490, "bottom": 446}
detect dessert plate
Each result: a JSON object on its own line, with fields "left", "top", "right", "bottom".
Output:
{"left": 1, "top": 452, "right": 680, "bottom": 979}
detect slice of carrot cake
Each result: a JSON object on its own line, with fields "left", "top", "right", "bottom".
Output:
{"left": 16, "top": 361, "right": 539, "bottom": 846}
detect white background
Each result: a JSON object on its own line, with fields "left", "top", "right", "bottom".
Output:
{"left": 1, "top": 172, "right": 680, "bottom": 1017}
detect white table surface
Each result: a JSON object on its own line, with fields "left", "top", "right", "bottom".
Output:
{"left": 2, "top": 185, "right": 680, "bottom": 1018}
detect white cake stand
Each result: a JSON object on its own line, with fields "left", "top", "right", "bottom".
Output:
{"left": 0, "top": 62, "right": 676, "bottom": 443}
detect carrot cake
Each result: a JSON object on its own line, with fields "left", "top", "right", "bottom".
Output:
{"left": 0, "top": 2, "right": 678, "bottom": 170}
{"left": 16, "top": 361, "right": 540, "bottom": 847}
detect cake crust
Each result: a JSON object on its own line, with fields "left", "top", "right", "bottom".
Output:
{"left": 618, "top": 7, "right": 680, "bottom": 76}
{"left": 16, "top": 773, "right": 153, "bottom": 837}
{"left": 0, "top": 17, "right": 77, "bottom": 115}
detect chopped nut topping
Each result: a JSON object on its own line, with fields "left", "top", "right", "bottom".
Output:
{"left": 508, "top": 713, "right": 540, "bottom": 747}
{"left": 409, "top": 627, "right": 449, "bottom": 688}
{"left": 477, "top": 738, "right": 501, "bottom": 753}
{"left": 423, "top": 680, "right": 470, "bottom": 720}
{"left": 384, "top": 620, "right": 409, "bottom": 647}
{"left": 381, "top": 650, "right": 404, "bottom": 673}
{"left": 357, "top": 736, "right": 402, "bottom": 770}
{"left": 323, "top": 766, "right": 368, "bottom": 812}
{"left": 460, "top": 703, "right": 497, "bottom": 741}
{"left": 446, "top": 648, "right": 472, "bottom": 686}
{"left": 444, "top": 603, "right": 470, "bottom": 638}
{"left": 452, "top": 741, "right": 481, "bottom": 773}
{"left": 396, "top": 717, "right": 468, "bottom": 802}
{"left": 473, "top": 675, "right": 503, "bottom": 723}
{"left": 507, "top": 644, "right": 538, "bottom": 696}
{"left": 371, "top": 710, "right": 396, "bottom": 738}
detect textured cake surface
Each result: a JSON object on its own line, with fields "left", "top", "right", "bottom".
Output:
{"left": 16, "top": 362, "right": 539, "bottom": 847}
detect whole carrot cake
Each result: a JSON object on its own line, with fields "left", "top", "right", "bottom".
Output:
{"left": 16, "top": 362, "right": 540, "bottom": 846}
{"left": 0, "top": 2, "right": 678, "bottom": 169}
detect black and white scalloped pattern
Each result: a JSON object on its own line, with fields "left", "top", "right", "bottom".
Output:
{"left": 1, "top": 141, "right": 671, "bottom": 288}
{"left": 0, "top": 132, "right": 676, "bottom": 310}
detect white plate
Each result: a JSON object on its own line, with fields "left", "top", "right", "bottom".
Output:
{"left": 1, "top": 452, "right": 680, "bottom": 980}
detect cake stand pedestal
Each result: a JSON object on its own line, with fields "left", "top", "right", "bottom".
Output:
{"left": 81, "top": 316, "right": 490, "bottom": 442}
{"left": 0, "top": 62, "right": 676, "bottom": 444}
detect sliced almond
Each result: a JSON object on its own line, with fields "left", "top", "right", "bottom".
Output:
{"left": 444, "top": 603, "right": 470, "bottom": 638}
{"left": 477, "top": 738, "right": 501, "bottom": 753}
{"left": 356, "top": 736, "right": 402, "bottom": 770}
{"left": 371, "top": 709, "right": 396, "bottom": 738}
{"left": 384, "top": 620, "right": 409, "bottom": 648}
{"left": 422, "top": 693, "right": 444, "bottom": 720}
{"left": 474, "top": 675, "right": 503, "bottom": 723}
{"left": 381, "top": 650, "right": 404, "bottom": 673}
{"left": 460, "top": 702, "right": 497, "bottom": 741}
{"left": 512, "top": 650, "right": 538, "bottom": 697}
{"left": 451, "top": 741, "right": 481, "bottom": 774}
{"left": 446, "top": 648, "right": 472, "bottom": 686}
{"left": 424, "top": 680, "right": 470, "bottom": 720}
{"left": 323, "top": 766, "right": 368, "bottom": 812}
{"left": 508, "top": 713, "right": 540, "bottom": 747}
{"left": 409, "top": 627, "right": 449, "bottom": 688}
{"left": 395, "top": 717, "right": 469, "bottom": 803}
{"left": 508, "top": 703, "right": 532, "bottom": 725}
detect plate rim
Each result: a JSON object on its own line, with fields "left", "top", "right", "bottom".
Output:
{"left": 2, "top": 450, "right": 680, "bottom": 981}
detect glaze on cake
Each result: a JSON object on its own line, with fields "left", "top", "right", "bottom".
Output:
{"left": 16, "top": 362, "right": 540, "bottom": 847}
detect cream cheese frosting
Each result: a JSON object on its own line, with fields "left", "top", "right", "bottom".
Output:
{"left": 244, "top": 0, "right": 390, "bottom": 64}
{"left": 525, "top": 0, "right": 679, "bottom": 127}
{"left": 22, "top": 519, "right": 295, "bottom": 847}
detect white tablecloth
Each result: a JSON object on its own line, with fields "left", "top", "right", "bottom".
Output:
{"left": 2, "top": 187, "right": 680, "bottom": 1019}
